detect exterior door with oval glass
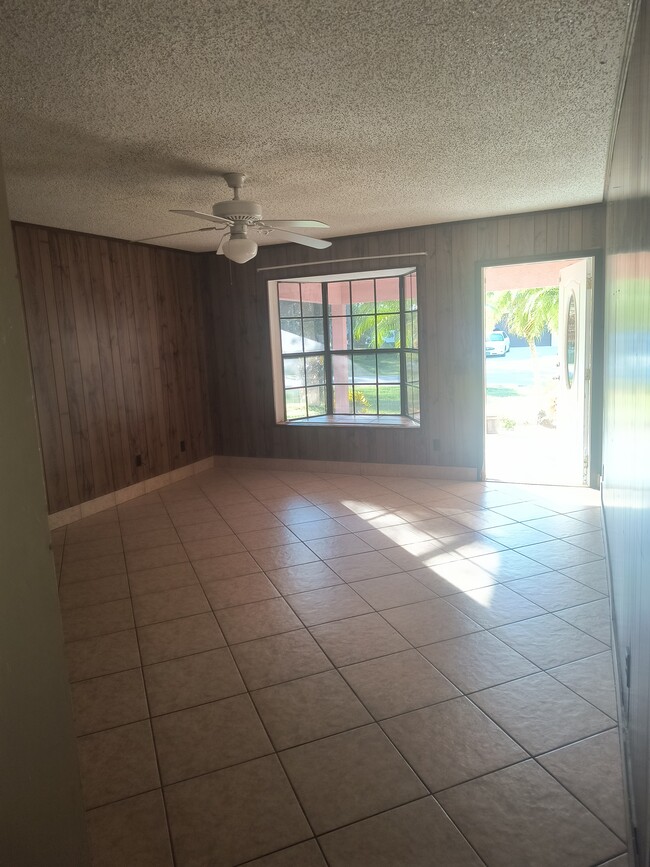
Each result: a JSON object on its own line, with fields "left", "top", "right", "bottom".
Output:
{"left": 557, "top": 258, "right": 593, "bottom": 485}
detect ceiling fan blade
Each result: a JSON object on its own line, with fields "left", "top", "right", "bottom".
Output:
{"left": 137, "top": 226, "right": 217, "bottom": 242}
{"left": 263, "top": 220, "right": 330, "bottom": 229}
{"left": 266, "top": 227, "right": 332, "bottom": 249}
{"left": 170, "top": 209, "right": 233, "bottom": 226}
{"left": 216, "top": 231, "right": 228, "bottom": 255}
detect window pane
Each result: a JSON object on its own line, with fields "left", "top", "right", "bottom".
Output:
{"left": 404, "top": 312, "right": 413, "bottom": 348}
{"left": 328, "top": 281, "right": 350, "bottom": 315}
{"left": 283, "top": 357, "right": 305, "bottom": 388}
{"left": 404, "top": 273, "right": 412, "bottom": 310}
{"left": 305, "top": 355, "right": 325, "bottom": 386}
{"left": 351, "top": 279, "right": 375, "bottom": 314}
{"left": 333, "top": 383, "right": 354, "bottom": 414}
{"left": 278, "top": 283, "right": 301, "bottom": 317}
{"left": 375, "top": 277, "right": 400, "bottom": 305}
{"left": 353, "top": 385, "right": 377, "bottom": 414}
{"left": 277, "top": 270, "right": 419, "bottom": 424}
{"left": 307, "top": 386, "right": 327, "bottom": 417}
{"left": 302, "top": 318, "right": 325, "bottom": 351}
{"left": 285, "top": 388, "right": 307, "bottom": 420}
{"left": 377, "top": 299, "right": 400, "bottom": 314}
{"left": 377, "top": 313, "right": 400, "bottom": 347}
{"left": 405, "top": 350, "right": 420, "bottom": 385}
{"left": 404, "top": 272, "right": 417, "bottom": 311}
{"left": 281, "top": 319, "right": 303, "bottom": 353}
{"left": 378, "top": 385, "right": 402, "bottom": 415}
{"left": 407, "top": 385, "right": 420, "bottom": 419}
{"left": 412, "top": 352, "right": 420, "bottom": 385}
{"left": 331, "top": 353, "right": 353, "bottom": 383}
{"left": 377, "top": 352, "right": 400, "bottom": 383}
{"left": 301, "top": 283, "right": 323, "bottom": 318}
{"left": 404, "top": 312, "right": 418, "bottom": 349}
{"left": 352, "top": 316, "right": 375, "bottom": 349}
{"left": 352, "top": 352, "right": 377, "bottom": 383}
{"left": 329, "top": 316, "right": 351, "bottom": 351}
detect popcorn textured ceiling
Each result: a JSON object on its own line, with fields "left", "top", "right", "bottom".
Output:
{"left": 0, "top": 0, "right": 631, "bottom": 251}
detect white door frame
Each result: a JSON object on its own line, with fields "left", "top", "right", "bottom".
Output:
{"left": 479, "top": 254, "right": 596, "bottom": 486}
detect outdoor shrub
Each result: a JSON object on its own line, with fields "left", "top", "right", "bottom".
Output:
{"left": 349, "top": 388, "right": 371, "bottom": 413}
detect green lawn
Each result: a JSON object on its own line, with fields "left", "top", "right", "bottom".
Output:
{"left": 486, "top": 386, "right": 520, "bottom": 398}
{"left": 285, "top": 383, "right": 403, "bottom": 417}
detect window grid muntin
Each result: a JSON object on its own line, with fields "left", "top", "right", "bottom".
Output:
{"left": 278, "top": 272, "right": 419, "bottom": 421}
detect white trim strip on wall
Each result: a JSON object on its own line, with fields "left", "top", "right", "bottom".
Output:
{"left": 257, "top": 251, "right": 428, "bottom": 272}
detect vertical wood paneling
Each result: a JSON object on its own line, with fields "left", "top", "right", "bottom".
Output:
{"left": 52, "top": 232, "right": 95, "bottom": 502}
{"left": 429, "top": 222, "right": 453, "bottom": 461}
{"left": 508, "top": 213, "right": 535, "bottom": 258}
{"left": 581, "top": 205, "right": 605, "bottom": 250}
{"left": 451, "top": 220, "right": 480, "bottom": 470}
{"left": 141, "top": 246, "right": 169, "bottom": 473}
{"left": 86, "top": 237, "right": 126, "bottom": 491}
{"left": 97, "top": 238, "right": 132, "bottom": 491}
{"left": 167, "top": 250, "right": 190, "bottom": 469}
{"left": 568, "top": 208, "right": 583, "bottom": 251}
{"left": 108, "top": 239, "right": 144, "bottom": 486}
{"left": 477, "top": 219, "right": 498, "bottom": 262}
{"left": 496, "top": 217, "right": 510, "bottom": 258}
{"left": 533, "top": 213, "right": 548, "bottom": 255}
{"left": 38, "top": 229, "right": 80, "bottom": 505}
{"left": 15, "top": 224, "right": 213, "bottom": 512}
{"left": 65, "top": 232, "right": 112, "bottom": 497}
{"left": 546, "top": 208, "right": 570, "bottom": 254}
{"left": 17, "top": 202, "right": 605, "bottom": 511}
{"left": 191, "top": 255, "right": 213, "bottom": 461}
{"left": 127, "top": 244, "right": 160, "bottom": 476}
{"left": 153, "top": 248, "right": 180, "bottom": 472}
{"left": 208, "top": 203, "right": 604, "bottom": 472}
{"left": 602, "top": 0, "right": 650, "bottom": 860}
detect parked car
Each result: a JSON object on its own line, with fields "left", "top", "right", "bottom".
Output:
{"left": 485, "top": 330, "right": 510, "bottom": 356}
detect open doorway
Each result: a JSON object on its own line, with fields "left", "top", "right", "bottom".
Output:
{"left": 482, "top": 257, "right": 594, "bottom": 485}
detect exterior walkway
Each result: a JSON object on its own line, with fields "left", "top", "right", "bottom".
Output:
{"left": 53, "top": 467, "right": 628, "bottom": 866}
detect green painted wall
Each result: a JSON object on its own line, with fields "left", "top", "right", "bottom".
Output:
{"left": 0, "top": 154, "right": 89, "bottom": 862}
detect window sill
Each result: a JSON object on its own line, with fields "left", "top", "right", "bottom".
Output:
{"left": 279, "top": 415, "right": 420, "bottom": 429}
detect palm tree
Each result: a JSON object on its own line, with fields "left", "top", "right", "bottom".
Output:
{"left": 351, "top": 302, "right": 401, "bottom": 348}
{"left": 487, "top": 287, "right": 559, "bottom": 360}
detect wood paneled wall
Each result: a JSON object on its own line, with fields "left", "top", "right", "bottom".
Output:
{"left": 15, "top": 206, "right": 606, "bottom": 512}
{"left": 208, "top": 204, "right": 604, "bottom": 472}
{"left": 14, "top": 224, "right": 213, "bottom": 513}
{"left": 603, "top": 0, "right": 650, "bottom": 861}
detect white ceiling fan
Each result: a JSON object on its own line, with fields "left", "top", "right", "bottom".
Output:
{"left": 142, "top": 172, "right": 332, "bottom": 263}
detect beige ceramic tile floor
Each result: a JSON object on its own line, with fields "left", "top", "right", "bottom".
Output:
{"left": 51, "top": 468, "right": 629, "bottom": 866}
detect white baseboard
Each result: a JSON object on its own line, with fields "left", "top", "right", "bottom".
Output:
{"left": 48, "top": 454, "right": 477, "bottom": 529}
{"left": 47, "top": 457, "right": 216, "bottom": 529}
{"left": 212, "top": 454, "right": 477, "bottom": 481}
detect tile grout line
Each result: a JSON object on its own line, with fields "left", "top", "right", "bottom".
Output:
{"left": 60, "top": 467, "right": 619, "bottom": 865}
{"left": 221, "top": 472, "right": 491, "bottom": 865}
{"left": 118, "top": 492, "right": 188, "bottom": 867}
{"left": 459, "top": 689, "right": 622, "bottom": 836}
{"left": 251, "top": 486, "right": 492, "bottom": 865}
{"left": 174, "top": 488, "right": 333, "bottom": 864}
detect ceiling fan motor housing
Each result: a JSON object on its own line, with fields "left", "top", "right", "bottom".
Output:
{"left": 212, "top": 200, "right": 263, "bottom": 224}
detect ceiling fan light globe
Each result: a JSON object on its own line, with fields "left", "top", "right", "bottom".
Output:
{"left": 222, "top": 237, "right": 258, "bottom": 263}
